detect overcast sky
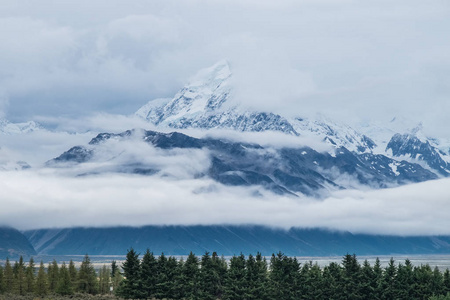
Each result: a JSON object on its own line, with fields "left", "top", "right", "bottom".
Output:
{"left": 0, "top": 0, "right": 449, "bottom": 135}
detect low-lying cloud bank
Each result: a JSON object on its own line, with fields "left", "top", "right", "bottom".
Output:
{"left": 1, "top": 169, "right": 449, "bottom": 236}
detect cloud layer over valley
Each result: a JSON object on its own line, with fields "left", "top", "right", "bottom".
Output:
{"left": 1, "top": 168, "right": 450, "bottom": 236}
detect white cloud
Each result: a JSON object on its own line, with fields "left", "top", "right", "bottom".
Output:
{"left": 1, "top": 169, "right": 449, "bottom": 236}
{"left": 0, "top": 89, "right": 8, "bottom": 118}
{"left": 0, "top": 130, "right": 94, "bottom": 167}
{"left": 52, "top": 133, "right": 212, "bottom": 180}
{"left": 1, "top": 114, "right": 333, "bottom": 169}
{"left": 37, "top": 113, "right": 154, "bottom": 133}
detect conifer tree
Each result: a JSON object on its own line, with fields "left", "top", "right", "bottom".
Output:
{"left": 98, "top": 265, "right": 111, "bottom": 294}
{"left": 443, "top": 269, "right": 450, "bottom": 295}
{"left": 13, "top": 256, "right": 26, "bottom": 295}
{"left": 303, "top": 261, "right": 323, "bottom": 300}
{"left": 268, "top": 252, "right": 283, "bottom": 299}
{"left": 413, "top": 264, "right": 433, "bottom": 299}
{"left": 167, "top": 256, "right": 183, "bottom": 299}
{"left": 268, "top": 252, "right": 299, "bottom": 300}
{"left": 372, "top": 257, "right": 383, "bottom": 297}
{"left": 432, "top": 266, "right": 445, "bottom": 296}
{"left": 254, "top": 253, "right": 269, "bottom": 299}
{"left": 381, "top": 257, "right": 398, "bottom": 300}
{"left": 35, "top": 261, "right": 47, "bottom": 296}
{"left": 223, "top": 254, "right": 247, "bottom": 300}
{"left": 0, "top": 265, "right": 5, "bottom": 294}
{"left": 360, "top": 260, "right": 376, "bottom": 299}
{"left": 47, "top": 259, "right": 59, "bottom": 293}
{"left": 140, "top": 249, "right": 158, "bottom": 299}
{"left": 3, "top": 258, "right": 13, "bottom": 294}
{"left": 342, "top": 254, "right": 362, "bottom": 300}
{"left": 321, "top": 262, "right": 343, "bottom": 299}
{"left": 298, "top": 261, "right": 311, "bottom": 298}
{"left": 77, "top": 254, "right": 98, "bottom": 294}
{"left": 213, "top": 252, "right": 228, "bottom": 299}
{"left": 68, "top": 260, "right": 77, "bottom": 287}
{"left": 199, "top": 252, "right": 216, "bottom": 300}
{"left": 396, "top": 259, "right": 414, "bottom": 299}
{"left": 246, "top": 253, "right": 268, "bottom": 300}
{"left": 155, "top": 252, "right": 170, "bottom": 299}
{"left": 181, "top": 251, "right": 200, "bottom": 300}
{"left": 111, "top": 260, "right": 118, "bottom": 279}
{"left": 112, "top": 262, "right": 123, "bottom": 294}
{"left": 25, "top": 257, "right": 35, "bottom": 294}
{"left": 164, "top": 255, "right": 182, "bottom": 299}
{"left": 116, "top": 248, "right": 141, "bottom": 299}
{"left": 57, "top": 262, "right": 73, "bottom": 295}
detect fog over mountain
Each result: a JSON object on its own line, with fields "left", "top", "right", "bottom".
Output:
{"left": 1, "top": 169, "right": 450, "bottom": 235}
{"left": 1, "top": 0, "right": 450, "bottom": 238}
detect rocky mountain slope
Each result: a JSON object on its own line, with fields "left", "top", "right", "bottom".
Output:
{"left": 136, "top": 61, "right": 297, "bottom": 135}
{"left": 47, "top": 129, "right": 437, "bottom": 196}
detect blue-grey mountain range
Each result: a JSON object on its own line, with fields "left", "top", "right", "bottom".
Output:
{"left": 19, "top": 226, "right": 450, "bottom": 257}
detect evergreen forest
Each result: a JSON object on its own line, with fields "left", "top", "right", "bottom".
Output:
{"left": 2, "top": 250, "right": 450, "bottom": 299}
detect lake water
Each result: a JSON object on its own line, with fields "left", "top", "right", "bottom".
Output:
{"left": 6, "top": 254, "right": 450, "bottom": 271}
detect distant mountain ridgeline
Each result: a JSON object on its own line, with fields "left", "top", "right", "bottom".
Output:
{"left": 0, "top": 227, "right": 36, "bottom": 258}
{"left": 23, "top": 225, "right": 450, "bottom": 257}
{"left": 4, "top": 224, "right": 450, "bottom": 258}
{"left": 47, "top": 129, "right": 437, "bottom": 197}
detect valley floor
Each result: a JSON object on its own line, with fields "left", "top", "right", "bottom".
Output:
{"left": 6, "top": 254, "right": 450, "bottom": 271}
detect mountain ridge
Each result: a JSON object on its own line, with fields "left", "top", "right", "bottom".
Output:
{"left": 47, "top": 129, "right": 437, "bottom": 196}
{"left": 24, "top": 225, "right": 450, "bottom": 257}
{"left": 0, "top": 227, "right": 36, "bottom": 258}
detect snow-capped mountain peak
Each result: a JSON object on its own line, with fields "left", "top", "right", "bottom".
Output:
{"left": 0, "top": 119, "right": 42, "bottom": 135}
{"left": 135, "top": 61, "right": 387, "bottom": 152}
{"left": 139, "top": 60, "right": 233, "bottom": 127}
{"left": 136, "top": 61, "right": 300, "bottom": 135}
{"left": 187, "top": 59, "right": 231, "bottom": 87}
{"left": 134, "top": 61, "right": 450, "bottom": 177}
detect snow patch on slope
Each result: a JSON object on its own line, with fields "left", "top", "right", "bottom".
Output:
{"left": 291, "top": 115, "right": 376, "bottom": 154}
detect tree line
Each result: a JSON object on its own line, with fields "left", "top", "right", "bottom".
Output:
{"left": 0, "top": 254, "right": 122, "bottom": 297}
{"left": 117, "top": 250, "right": 450, "bottom": 300}
{"left": 2, "top": 251, "right": 450, "bottom": 299}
